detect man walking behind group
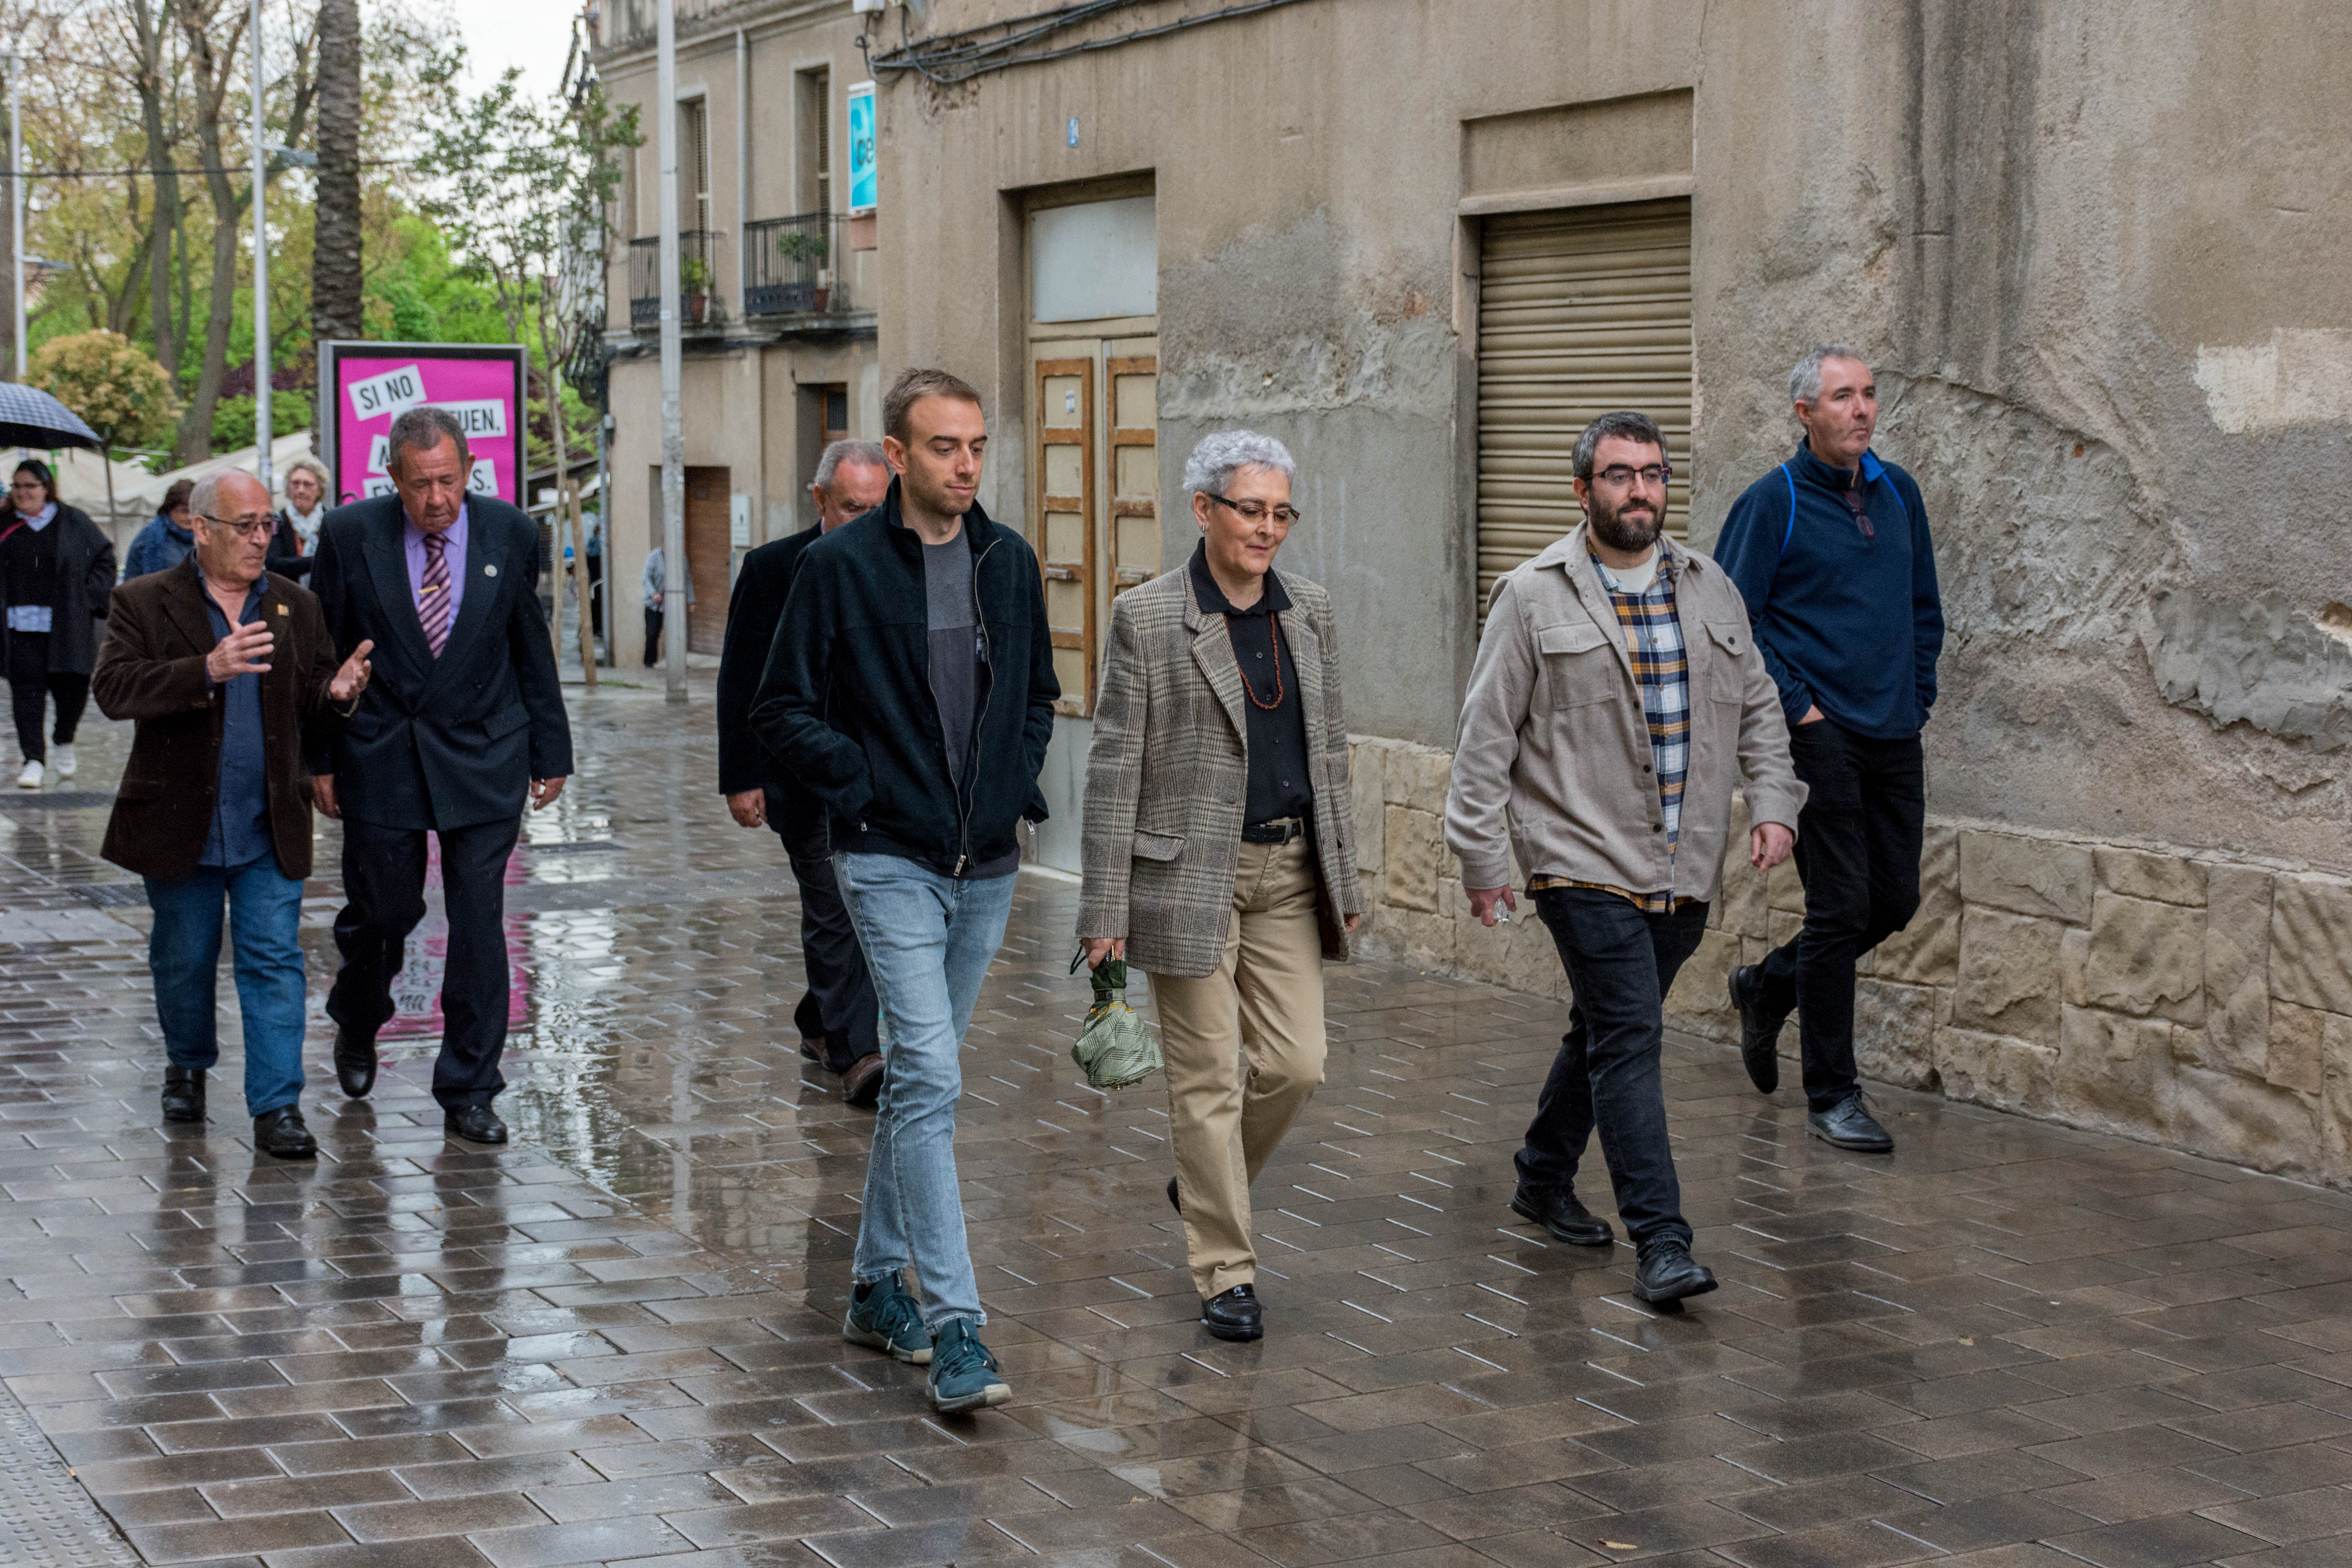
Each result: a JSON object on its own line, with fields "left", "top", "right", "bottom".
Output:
{"left": 93, "top": 470, "right": 375, "bottom": 1156}
{"left": 717, "top": 439, "right": 891, "bottom": 1107}
{"left": 309, "top": 405, "right": 575, "bottom": 1148}
{"left": 1446, "top": 411, "right": 1805, "bottom": 1310}
{"left": 753, "top": 368, "right": 1057, "bottom": 1414}
{"left": 1714, "top": 345, "right": 1944, "bottom": 1154}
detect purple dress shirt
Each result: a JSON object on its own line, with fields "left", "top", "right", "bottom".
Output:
{"left": 401, "top": 503, "right": 469, "bottom": 631}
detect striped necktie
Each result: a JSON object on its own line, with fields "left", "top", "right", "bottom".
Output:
{"left": 419, "top": 532, "right": 452, "bottom": 656}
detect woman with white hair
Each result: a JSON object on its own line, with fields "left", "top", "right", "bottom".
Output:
{"left": 265, "top": 456, "right": 332, "bottom": 581}
{"left": 1078, "top": 429, "right": 1365, "bottom": 1344}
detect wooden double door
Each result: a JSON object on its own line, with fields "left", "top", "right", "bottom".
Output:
{"left": 1031, "top": 334, "right": 1159, "bottom": 717}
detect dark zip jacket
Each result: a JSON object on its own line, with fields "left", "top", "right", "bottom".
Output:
{"left": 1712, "top": 439, "right": 1944, "bottom": 739}
{"left": 750, "top": 478, "right": 1059, "bottom": 877}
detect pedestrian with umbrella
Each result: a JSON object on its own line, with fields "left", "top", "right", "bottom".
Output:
{"left": 0, "top": 386, "right": 116, "bottom": 788}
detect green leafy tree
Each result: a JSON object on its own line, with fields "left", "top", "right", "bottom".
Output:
{"left": 30, "top": 329, "right": 181, "bottom": 523}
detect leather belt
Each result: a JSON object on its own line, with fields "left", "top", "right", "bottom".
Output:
{"left": 1240, "top": 817, "right": 1305, "bottom": 845}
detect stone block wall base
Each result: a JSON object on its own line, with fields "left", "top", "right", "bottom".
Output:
{"left": 1345, "top": 733, "right": 2352, "bottom": 1190}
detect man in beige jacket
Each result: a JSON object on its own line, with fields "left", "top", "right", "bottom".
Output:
{"left": 1445, "top": 411, "right": 1806, "bottom": 1310}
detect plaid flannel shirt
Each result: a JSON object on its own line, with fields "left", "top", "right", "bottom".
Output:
{"left": 1528, "top": 549, "right": 1691, "bottom": 914}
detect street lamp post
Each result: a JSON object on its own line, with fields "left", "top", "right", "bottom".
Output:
{"left": 8, "top": 50, "right": 23, "bottom": 382}
{"left": 249, "top": 0, "right": 271, "bottom": 487}
{"left": 657, "top": 0, "right": 685, "bottom": 700}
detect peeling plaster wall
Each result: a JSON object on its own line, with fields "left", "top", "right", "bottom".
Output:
{"left": 1692, "top": 0, "right": 2352, "bottom": 869}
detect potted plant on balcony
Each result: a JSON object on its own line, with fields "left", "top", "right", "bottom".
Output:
{"left": 775, "top": 227, "right": 828, "bottom": 311}
{"left": 680, "top": 255, "right": 712, "bottom": 323}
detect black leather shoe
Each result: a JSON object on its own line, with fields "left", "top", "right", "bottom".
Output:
{"left": 1808, "top": 1089, "right": 1895, "bottom": 1152}
{"left": 798, "top": 1037, "right": 824, "bottom": 1064}
{"left": 252, "top": 1105, "right": 318, "bottom": 1159}
{"left": 161, "top": 1065, "right": 205, "bottom": 1124}
{"left": 1510, "top": 1185, "right": 1613, "bottom": 1247}
{"left": 1633, "top": 1240, "right": 1718, "bottom": 1309}
{"left": 1166, "top": 1176, "right": 1181, "bottom": 1215}
{"left": 1729, "top": 965, "right": 1787, "bottom": 1095}
{"left": 1201, "top": 1284, "right": 1262, "bottom": 1342}
{"left": 333, "top": 1024, "right": 377, "bottom": 1099}
{"left": 444, "top": 1104, "right": 508, "bottom": 1145}
{"left": 840, "top": 1053, "right": 885, "bottom": 1109}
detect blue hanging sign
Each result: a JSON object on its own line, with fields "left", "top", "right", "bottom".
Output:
{"left": 847, "top": 82, "right": 877, "bottom": 216}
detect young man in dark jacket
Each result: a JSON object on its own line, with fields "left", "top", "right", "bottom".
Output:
{"left": 1713, "top": 345, "right": 1944, "bottom": 1154}
{"left": 714, "top": 438, "right": 890, "bottom": 1106}
{"left": 751, "top": 368, "right": 1057, "bottom": 1414}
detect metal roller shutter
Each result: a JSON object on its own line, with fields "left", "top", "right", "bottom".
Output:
{"left": 1476, "top": 198, "right": 1692, "bottom": 616}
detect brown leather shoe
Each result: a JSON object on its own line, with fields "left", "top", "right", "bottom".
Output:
{"left": 840, "top": 1053, "right": 885, "bottom": 1109}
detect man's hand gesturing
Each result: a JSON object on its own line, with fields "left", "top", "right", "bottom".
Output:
{"left": 207, "top": 621, "right": 273, "bottom": 683}
{"left": 329, "top": 639, "right": 376, "bottom": 703}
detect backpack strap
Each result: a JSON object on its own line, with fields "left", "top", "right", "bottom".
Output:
{"left": 1778, "top": 464, "right": 1797, "bottom": 559}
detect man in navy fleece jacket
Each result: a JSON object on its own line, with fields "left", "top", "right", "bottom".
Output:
{"left": 1713, "top": 345, "right": 1944, "bottom": 1154}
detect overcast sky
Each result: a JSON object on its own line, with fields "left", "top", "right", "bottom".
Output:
{"left": 456, "top": 0, "right": 588, "bottom": 102}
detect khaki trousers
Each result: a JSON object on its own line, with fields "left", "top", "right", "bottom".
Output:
{"left": 1150, "top": 836, "right": 1328, "bottom": 1299}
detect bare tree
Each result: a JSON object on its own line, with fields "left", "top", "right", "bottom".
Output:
{"left": 170, "top": 0, "right": 314, "bottom": 464}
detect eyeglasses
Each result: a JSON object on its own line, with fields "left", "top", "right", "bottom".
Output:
{"left": 1208, "top": 494, "right": 1301, "bottom": 526}
{"left": 1590, "top": 464, "right": 1673, "bottom": 490}
{"left": 201, "top": 514, "right": 276, "bottom": 539}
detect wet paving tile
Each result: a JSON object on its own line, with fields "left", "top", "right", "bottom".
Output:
{"left": 8, "top": 686, "right": 2352, "bottom": 1565}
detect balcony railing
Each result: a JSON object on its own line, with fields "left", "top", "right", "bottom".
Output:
{"left": 742, "top": 212, "right": 849, "bottom": 318}
{"left": 626, "top": 230, "right": 723, "bottom": 330}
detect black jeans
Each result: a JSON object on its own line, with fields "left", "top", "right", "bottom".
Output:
{"left": 1517, "top": 886, "right": 1709, "bottom": 1249}
{"left": 6, "top": 631, "right": 89, "bottom": 762}
{"left": 1757, "top": 719, "right": 1926, "bottom": 1111}
{"left": 779, "top": 815, "right": 880, "bottom": 1072}
{"left": 643, "top": 607, "right": 663, "bottom": 667}
{"left": 327, "top": 815, "right": 523, "bottom": 1111}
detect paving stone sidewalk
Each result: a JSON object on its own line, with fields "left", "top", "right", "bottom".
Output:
{"left": 6, "top": 687, "right": 2352, "bottom": 1568}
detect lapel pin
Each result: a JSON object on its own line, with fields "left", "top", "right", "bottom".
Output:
{"left": 484, "top": 563, "right": 498, "bottom": 577}
{"left": 276, "top": 604, "right": 289, "bottom": 616}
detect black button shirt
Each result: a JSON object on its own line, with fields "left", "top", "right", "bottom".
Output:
{"left": 1189, "top": 541, "right": 1313, "bottom": 828}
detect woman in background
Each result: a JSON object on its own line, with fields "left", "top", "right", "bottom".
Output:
{"left": 0, "top": 459, "right": 116, "bottom": 787}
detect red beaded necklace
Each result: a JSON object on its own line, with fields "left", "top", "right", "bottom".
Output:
{"left": 1232, "top": 612, "right": 1283, "bottom": 710}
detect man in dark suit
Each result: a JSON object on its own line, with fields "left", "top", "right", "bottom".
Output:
{"left": 308, "top": 405, "right": 574, "bottom": 1145}
{"left": 717, "top": 439, "right": 891, "bottom": 1107}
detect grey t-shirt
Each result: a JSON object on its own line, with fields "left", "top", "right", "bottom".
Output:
{"left": 924, "top": 538, "right": 979, "bottom": 786}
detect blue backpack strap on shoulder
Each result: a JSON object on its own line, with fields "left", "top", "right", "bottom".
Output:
{"left": 1778, "top": 464, "right": 1797, "bottom": 559}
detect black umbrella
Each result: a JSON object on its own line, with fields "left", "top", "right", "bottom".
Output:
{"left": 0, "top": 382, "right": 100, "bottom": 450}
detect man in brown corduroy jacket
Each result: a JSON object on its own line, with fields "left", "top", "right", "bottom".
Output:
{"left": 93, "top": 470, "right": 374, "bottom": 1156}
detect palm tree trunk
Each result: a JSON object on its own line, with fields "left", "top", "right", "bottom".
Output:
{"left": 310, "top": 0, "right": 361, "bottom": 347}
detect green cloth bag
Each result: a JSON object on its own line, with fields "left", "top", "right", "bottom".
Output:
{"left": 1069, "top": 953, "right": 1163, "bottom": 1091}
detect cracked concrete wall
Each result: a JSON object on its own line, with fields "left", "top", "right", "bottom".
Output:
{"left": 1691, "top": 0, "right": 2352, "bottom": 867}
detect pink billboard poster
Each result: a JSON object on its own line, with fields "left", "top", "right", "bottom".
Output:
{"left": 326, "top": 345, "right": 526, "bottom": 508}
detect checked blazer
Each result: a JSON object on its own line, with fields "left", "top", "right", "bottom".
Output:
{"left": 1078, "top": 562, "right": 1366, "bottom": 979}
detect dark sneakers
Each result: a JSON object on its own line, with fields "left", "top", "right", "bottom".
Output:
{"left": 1808, "top": 1089, "right": 1895, "bottom": 1152}
{"left": 1633, "top": 1239, "right": 1719, "bottom": 1309}
{"left": 927, "top": 1319, "right": 1012, "bottom": 1413}
{"left": 162, "top": 1065, "right": 205, "bottom": 1124}
{"left": 333, "top": 1024, "right": 377, "bottom": 1098}
{"left": 1728, "top": 964, "right": 1788, "bottom": 1094}
{"left": 1201, "top": 1284, "right": 1262, "bottom": 1342}
{"left": 253, "top": 1105, "right": 318, "bottom": 1159}
{"left": 842, "top": 1270, "right": 932, "bottom": 1364}
{"left": 1510, "top": 1185, "right": 1613, "bottom": 1247}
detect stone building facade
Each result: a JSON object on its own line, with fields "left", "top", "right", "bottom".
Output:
{"left": 587, "top": 0, "right": 883, "bottom": 667}
{"left": 856, "top": 0, "right": 2350, "bottom": 1180}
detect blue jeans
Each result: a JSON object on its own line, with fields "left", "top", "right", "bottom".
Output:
{"left": 833, "top": 852, "right": 1016, "bottom": 1332}
{"left": 144, "top": 854, "right": 308, "bottom": 1117}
